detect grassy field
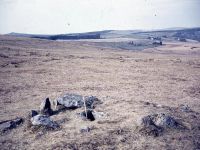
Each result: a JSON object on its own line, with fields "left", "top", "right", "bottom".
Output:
{"left": 0, "top": 35, "right": 200, "bottom": 149}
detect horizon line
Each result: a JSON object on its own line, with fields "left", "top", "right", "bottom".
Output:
{"left": 3, "top": 26, "right": 200, "bottom": 36}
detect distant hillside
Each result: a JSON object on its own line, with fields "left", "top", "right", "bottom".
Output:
{"left": 8, "top": 32, "right": 101, "bottom": 40}
{"left": 173, "top": 28, "right": 200, "bottom": 42}
{"left": 7, "top": 27, "right": 200, "bottom": 41}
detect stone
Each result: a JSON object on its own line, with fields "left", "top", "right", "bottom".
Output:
{"left": 138, "top": 115, "right": 163, "bottom": 137}
{"left": 92, "top": 111, "right": 106, "bottom": 119}
{"left": 139, "top": 113, "right": 180, "bottom": 129}
{"left": 138, "top": 113, "right": 182, "bottom": 136}
{"left": 40, "top": 98, "right": 53, "bottom": 116}
{"left": 52, "top": 99, "right": 65, "bottom": 110}
{"left": 56, "top": 94, "right": 84, "bottom": 109}
{"left": 85, "top": 96, "right": 101, "bottom": 109}
{"left": 80, "top": 126, "right": 90, "bottom": 133}
{"left": 31, "top": 110, "right": 38, "bottom": 117}
{"left": 31, "top": 115, "right": 59, "bottom": 129}
{"left": 179, "top": 104, "right": 191, "bottom": 112}
{"left": 54, "top": 94, "right": 101, "bottom": 110}
{"left": 152, "top": 113, "right": 179, "bottom": 128}
{"left": 0, "top": 118, "right": 23, "bottom": 133}
{"left": 139, "top": 115, "right": 155, "bottom": 126}
{"left": 80, "top": 110, "right": 95, "bottom": 121}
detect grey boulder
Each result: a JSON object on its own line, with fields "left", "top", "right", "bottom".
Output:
{"left": 54, "top": 93, "right": 101, "bottom": 109}
{"left": 31, "top": 115, "right": 59, "bottom": 129}
{"left": 56, "top": 94, "right": 83, "bottom": 109}
{"left": 139, "top": 113, "right": 180, "bottom": 128}
{"left": 138, "top": 113, "right": 182, "bottom": 137}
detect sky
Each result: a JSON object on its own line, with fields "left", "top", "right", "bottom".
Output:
{"left": 0, "top": 0, "right": 199, "bottom": 34}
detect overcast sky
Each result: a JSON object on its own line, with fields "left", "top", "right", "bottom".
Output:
{"left": 0, "top": 0, "right": 199, "bottom": 34}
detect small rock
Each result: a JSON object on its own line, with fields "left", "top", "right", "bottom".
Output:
{"left": 120, "top": 137, "right": 127, "bottom": 142}
{"left": 139, "top": 115, "right": 155, "bottom": 126}
{"left": 34, "top": 131, "right": 45, "bottom": 139}
{"left": 31, "top": 110, "right": 38, "bottom": 117}
{"left": 179, "top": 104, "right": 191, "bottom": 112}
{"left": 92, "top": 111, "right": 106, "bottom": 119}
{"left": 85, "top": 96, "right": 101, "bottom": 109}
{"left": 31, "top": 115, "right": 59, "bottom": 129}
{"left": 80, "top": 126, "right": 90, "bottom": 133}
{"left": 153, "top": 113, "right": 179, "bottom": 128}
{"left": 144, "top": 102, "right": 150, "bottom": 105}
{"left": 40, "top": 98, "right": 53, "bottom": 116}
{"left": 0, "top": 118, "right": 23, "bottom": 133}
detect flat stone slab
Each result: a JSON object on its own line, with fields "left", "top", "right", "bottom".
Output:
{"left": 56, "top": 93, "right": 83, "bottom": 109}
{"left": 0, "top": 118, "right": 23, "bottom": 133}
{"left": 54, "top": 93, "right": 101, "bottom": 109}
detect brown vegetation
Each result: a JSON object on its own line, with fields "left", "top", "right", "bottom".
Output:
{"left": 0, "top": 35, "right": 200, "bottom": 149}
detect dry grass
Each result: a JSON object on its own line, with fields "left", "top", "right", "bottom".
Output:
{"left": 0, "top": 35, "right": 200, "bottom": 149}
